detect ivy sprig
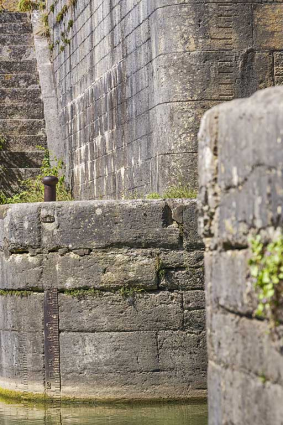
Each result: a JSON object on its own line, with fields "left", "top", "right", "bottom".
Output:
{"left": 249, "top": 235, "right": 283, "bottom": 323}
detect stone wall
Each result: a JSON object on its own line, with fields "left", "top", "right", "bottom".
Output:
{"left": 0, "top": 199, "right": 206, "bottom": 400}
{"left": 46, "top": 0, "right": 283, "bottom": 200}
{"left": 198, "top": 87, "right": 283, "bottom": 425}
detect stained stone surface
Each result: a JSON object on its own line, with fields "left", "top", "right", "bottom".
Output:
{"left": 46, "top": 0, "right": 283, "bottom": 199}
{"left": 0, "top": 199, "right": 206, "bottom": 400}
{"left": 198, "top": 87, "right": 283, "bottom": 425}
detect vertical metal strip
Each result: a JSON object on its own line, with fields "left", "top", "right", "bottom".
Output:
{"left": 44, "top": 289, "right": 61, "bottom": 399}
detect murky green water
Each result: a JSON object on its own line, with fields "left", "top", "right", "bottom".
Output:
{"left": 0, "top": 399, "right": 208, "bottom": 424}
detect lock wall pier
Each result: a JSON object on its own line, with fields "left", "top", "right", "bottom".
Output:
{"left": 0, "top": 199, "right": 206, "bottom": 400}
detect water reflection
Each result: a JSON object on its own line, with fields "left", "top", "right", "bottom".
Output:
{"left": 0, "top": 399, "right": 208, "bottom": 425}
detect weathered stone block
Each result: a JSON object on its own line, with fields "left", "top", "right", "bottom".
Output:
{"left": 59, "top": 292, "right": 183, "bottom": 332}
{"left": 159, "top": 249, "right": 204, "bottom": 269}
{"left": 160, "top": 268, "right": 204, "bottom": 290}
{"left": 0, "top": 330, "right": 44, "bottom": 393}
{"left": 158, "top": 331, "right": 207, "bottom": 385}
{"left": 1, "top": 204, "right": 41, "bottom": 252}
{"left": 40, "top": 201, "right": 181, "bottom": 251}
{"left": 183, "top": 201, "right": 204, "bottom": 251}
{"left": 254, "top": 5, "right": 283, "bottom": 50}
{"left": 184, "top": 310, "right": 206, "bottom": 334}
{"left": 209, "top": 312, "right": 283, "bottom": 388}
{"left": 0, "top": 294, "right": 44, "bottom": 332}
{"left": 43, "top": 249, "right": 157, "bottom": 290}
{"left": 0, "top": 294, "right": 44, "bottom": 393}
{"left": 205, "top": 250, "right": 257, "bottom": 317}
{"left": 151, "top": 4, "right": 253, "bottom": 57}
{"left": 208, "top": 362, "right": 283, "bottom": 425}
{"left": 60, "top": 369, "right": 205, "bottom": 400}
{"left": 60, "top": 331, "right": 159, "bottom": 376}
{"left": 183, "top": 290, "right": 206, "bottom": 311}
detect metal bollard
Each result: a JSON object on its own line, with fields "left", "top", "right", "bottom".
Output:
{"left": 42, "top": 176, "right": 59, "bottom": 202}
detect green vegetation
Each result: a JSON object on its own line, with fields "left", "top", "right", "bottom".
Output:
{"left": 63, "top": 286, "right": 145, "bottom": 300}
{"left": 146, "top": 192, "right": 162, "bottom": 199}
{"left": 124, "top": 185, "right": 197, "bottom": 200}
{"left": 118, "top": 286, "right": 144, "bottom": 299}
{"left": 67, "top": 19, "right": 73, "bottom": 30}
{"left": 56, "top": 10, "right": 64, "bottom": 23}
{"left": 0, "top": 135, "right": 6, "bottom": 151}
{"left": 146, "top": 185, "right": 197, "bottom": 199}
{"left": 249, "top": 234, "right": 283, "bottom": 325}
{"left": 0, "top": 290, "right": 31, "bottom": 297}
{"left": 63, "top": 288, "right": 102, "bottom": 299}
{"left": 260, "top": 374, "right": 267, "bottom": 384}
{"left": 18, "top": 0, "right": 45, "bottom": 12}
{"left": 0, "top": 147, "right": 72, "bottom": 205}
{"left": 42, "top": 11, "right": 48, "bottom": 25}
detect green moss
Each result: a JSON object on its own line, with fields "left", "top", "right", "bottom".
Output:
{"left": 67, "top": 19, "right": 74, "bottom": 30}
{"left": 118, "top": 286, "right": 144, "bottom": 298}
{"left": 0, "top": 290, "right": 31, "bottom": 297}
{"left": 56, "top": 11, "right": 64, "bottom": 23}
{"left": 0, "top": 387, "right": 48, "bottom": 404}
{"left": 0, "top": 386, "right": 207, "bottom": 406}
{"left": 62, "top": 287, "right": 145, "bottom": 299}
{"left": 63, "top": 288, "right": 103, "bottom": 299}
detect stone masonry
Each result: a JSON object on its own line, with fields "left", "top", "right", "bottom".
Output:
{"left": 0, "top": 12, "right": 47, "bottom": 196}
{"left": 198, "top": 87, "right": 283, "bottom": 425}
{"left": 46, "top": 0, "right": 283, "bottom": 200}
{"left": 0, "top": 199, "right": 206, "bottom": 400}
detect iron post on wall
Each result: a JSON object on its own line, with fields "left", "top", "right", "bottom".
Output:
{"left": 42, "top": 176, "right": 58, "bottom": 202}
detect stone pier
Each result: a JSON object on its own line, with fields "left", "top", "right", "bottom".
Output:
{"left": 0, "top": 199, "right": 206, "bottom": 401}
{"left": 198, "top": 87, "right": 283, "bottom": 425}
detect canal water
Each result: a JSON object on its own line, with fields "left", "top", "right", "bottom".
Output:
{"left": 0, "top": 399, "right": 208, "bottom": 424}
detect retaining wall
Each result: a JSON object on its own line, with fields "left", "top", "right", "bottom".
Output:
{"left": 198, "top": 87, "right": 283, "bottom": 424}
{"left": 0, "top": 199, "right": 206, "bottom": 400}
{"left": 46, "top": 0, "right": 283, "bottom": 199}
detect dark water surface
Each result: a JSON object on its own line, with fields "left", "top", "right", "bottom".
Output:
{"left": 0, "top": 399, "right": 208, "bottom": 424}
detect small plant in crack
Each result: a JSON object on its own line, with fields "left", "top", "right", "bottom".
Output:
{"left": 0, "top": 135, "right": 6, "bottom": 151}
{"left": 249, "top": 234, "right": 283, "bottom": 326}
